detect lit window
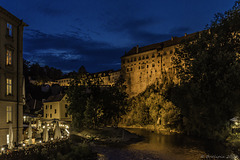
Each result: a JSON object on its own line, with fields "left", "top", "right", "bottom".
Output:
{"left": 6, "top": 106, "right": 12, "bottom": 122}
{"left": 7, "top": 23, "right": 12, "bottom": 37}
{"left": 6, "top": 78, "right": 12, "bottom": 95}
{"left": 6, "top": 50, "right": 12, "bottom": 65}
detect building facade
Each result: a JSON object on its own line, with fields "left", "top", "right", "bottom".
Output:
{"left": 43, "top": 94, "right": 72, "bottom": 122}
{"left": 121, "top": 34, "right": 195, "bottom": 96}
{"left": 0, "top": 7, "right": 27, "bottom": 147}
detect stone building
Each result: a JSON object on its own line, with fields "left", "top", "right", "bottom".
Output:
{"left": 93, "top": 69, "right": 121, "bottom": 86}
{"left": 43, "top": 94, "right": 72, "bottom": 122}
{"left": 121, "top": 33, "right": 196, "bottom": 96}
{"left": 0, "top": 7, "right": 27, "bottom": 147}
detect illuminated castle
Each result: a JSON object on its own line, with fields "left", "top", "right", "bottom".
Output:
{"left": 121, "top": 33, "right": 196, "bottom": 96}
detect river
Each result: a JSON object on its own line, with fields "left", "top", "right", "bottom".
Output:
{"left": 93, "top": 128, "right": 239, "bottom": 160}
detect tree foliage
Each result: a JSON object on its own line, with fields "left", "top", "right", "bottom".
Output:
{"left": 67, "top": 74, "right": 128, "bottom": 130}
{"left": 122, "top": 84, "right": 182, "bottom": 130}
{"left": 24, "top": 60, "right": 63, "bottom": 82}
{"left": 171, "top": 1, "right": 240, "bottom": 140}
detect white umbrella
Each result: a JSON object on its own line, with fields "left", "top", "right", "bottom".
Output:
{"left": 28, "top": 122, "right": 32, "bottom": 145}
{"left": 54, "top": 121, "right": 61, "bottom": 139}
{"left": 8, "top": 123, "right": 14, "bottom": 149}
{"left": 43, "top": 123, "right": 48, "bottom": 142}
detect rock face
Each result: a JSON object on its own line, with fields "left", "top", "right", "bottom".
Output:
{"left": 121, "top": 33, "right": 196, "bottom": 96}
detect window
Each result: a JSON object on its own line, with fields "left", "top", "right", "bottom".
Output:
{"left": 6, "top": 78, "right": 12, "bottom": 95}
{"left": 50, "top": 114, "right": 52, "bottom": 118}
{"left": 46, "top": 114, "right": 47, "bottom": 118}
{"left": 6, "top": 50, "right": 12, "bottom": 65}
{"left": 65, "top": 113, "right": 68, "bottom": 117}
{"left": 7, "top": 23, "right": 13, "bottom": 37}
{"left": 50, "top": 105, "right": 52, "bottom": 109}
{"left": 6, "top": 106, "right": 12, "bottom": 122}
{"left": 46, "top": 105, "right": 48, "bottom": 109}
{"left": 65, "top": 104, "right": 68, "bottom": 108}
{"left": 55, "top": 109, "right": 57, "bottom": 114}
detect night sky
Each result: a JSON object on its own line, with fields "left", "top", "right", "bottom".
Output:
{"left": 1, "top": 0, "right": 235, "bottom": 73}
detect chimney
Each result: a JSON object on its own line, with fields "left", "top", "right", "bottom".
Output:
{"left": 136, "top": 45, "right": 139, "bottom": 53}
{"left": 185, "top": 33, "right": 187, "bottom": 37}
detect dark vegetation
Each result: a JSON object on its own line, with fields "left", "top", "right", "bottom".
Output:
{"left": 67, "top": 74, "right": 128, "bottom": 130}
{"left": 0, "top": 139, "right": 97, "bottom": 160}
{"left": 171, "top": 1, "right": 240, "bottom": 140}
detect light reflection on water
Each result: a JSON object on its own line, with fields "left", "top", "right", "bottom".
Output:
{"left": 126, "top": 128, "right": 239, "bottom": 160}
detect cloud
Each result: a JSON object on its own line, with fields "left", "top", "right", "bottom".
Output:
{"left": 104, "top": 17, "right": 175, "bottom": 46}
{"left": 23, "top": 29, "right": 127, "bottom": 73}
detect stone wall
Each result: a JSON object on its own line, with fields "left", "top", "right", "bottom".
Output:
{"left": 121, "top": 34, "right": 196, "bottom": 96}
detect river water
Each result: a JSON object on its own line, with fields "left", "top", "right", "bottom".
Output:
{"left": 93, "top": 128, "right": 239, "bottom": 160}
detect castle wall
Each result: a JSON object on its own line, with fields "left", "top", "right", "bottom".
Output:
{"left": 121, "top": 44, "right": 178, "bottom": 96}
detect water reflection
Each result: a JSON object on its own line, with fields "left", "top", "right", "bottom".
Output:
{"left": 126, "top": 128, "right": 239, "bottom": 160}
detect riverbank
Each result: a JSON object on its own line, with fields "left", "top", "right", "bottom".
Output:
{"left": 71, "top": 127, "right": 240, "bottom": 160}
{"left": 120, "top": 124, "right": 240, "bottom": 158}
{"left": 118, "top": 124, "right": 182, "bottom": 135}
{"left": 71, "top": 127, "right": 142, "bottom": 145}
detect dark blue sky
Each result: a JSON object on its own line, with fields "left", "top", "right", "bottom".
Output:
{"left": 1, "top": 0, "right": 235, "bottom": 73}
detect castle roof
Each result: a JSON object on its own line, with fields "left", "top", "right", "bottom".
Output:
{"left": 122, "top": 32, "right": 197, "bottom": 58}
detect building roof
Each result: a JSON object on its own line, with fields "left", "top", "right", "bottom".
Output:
{"left": 0, "top": 6, "right": 28, "bottom": 26}
{"left": 44, "top": 94, "right": 65, "bottom": 103}
{"left": 122, "top": 32, "right": 197, "bottom": 58}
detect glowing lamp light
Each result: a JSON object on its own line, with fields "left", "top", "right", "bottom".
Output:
{"left": 51, "top": 138, "right": 53, "bottom": 140}
{"left": 61, "top": 136, "right": 63, "bottom": 138}
{"left": 65, "top": 129, "right": 69, "bottom": 134}
{"left": 39, "top": 141, "right": 42, "bottom": 143}
{"left": 23, "top": 144, "right": 25, "bottom": 147}
{"left": 43, "top": 126, "right": 45, "bottom": 128}
{"left": 1, "top": 148, "right": 4, "bottom": 151}
{"left": 47, "top": 124, "right": 49, "bottom": 126}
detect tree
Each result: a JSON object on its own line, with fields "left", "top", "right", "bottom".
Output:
{"left": 172, "top": 1, "right": 240, "bottom": 140}
{"left": 67, "top": 75, "right": 128, "bottom": 130}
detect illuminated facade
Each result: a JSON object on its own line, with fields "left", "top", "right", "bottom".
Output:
{"left": 43, "top": 94, "right": 72, "bottom": 122}
{"left": 0, "top": 7, "right": 27, "bottom": 146}
{"left": 92, "top": 70, "right": 121, "bottom": 86}
{"left": 121, "top": 34, "right": 195, "bottom": 96}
